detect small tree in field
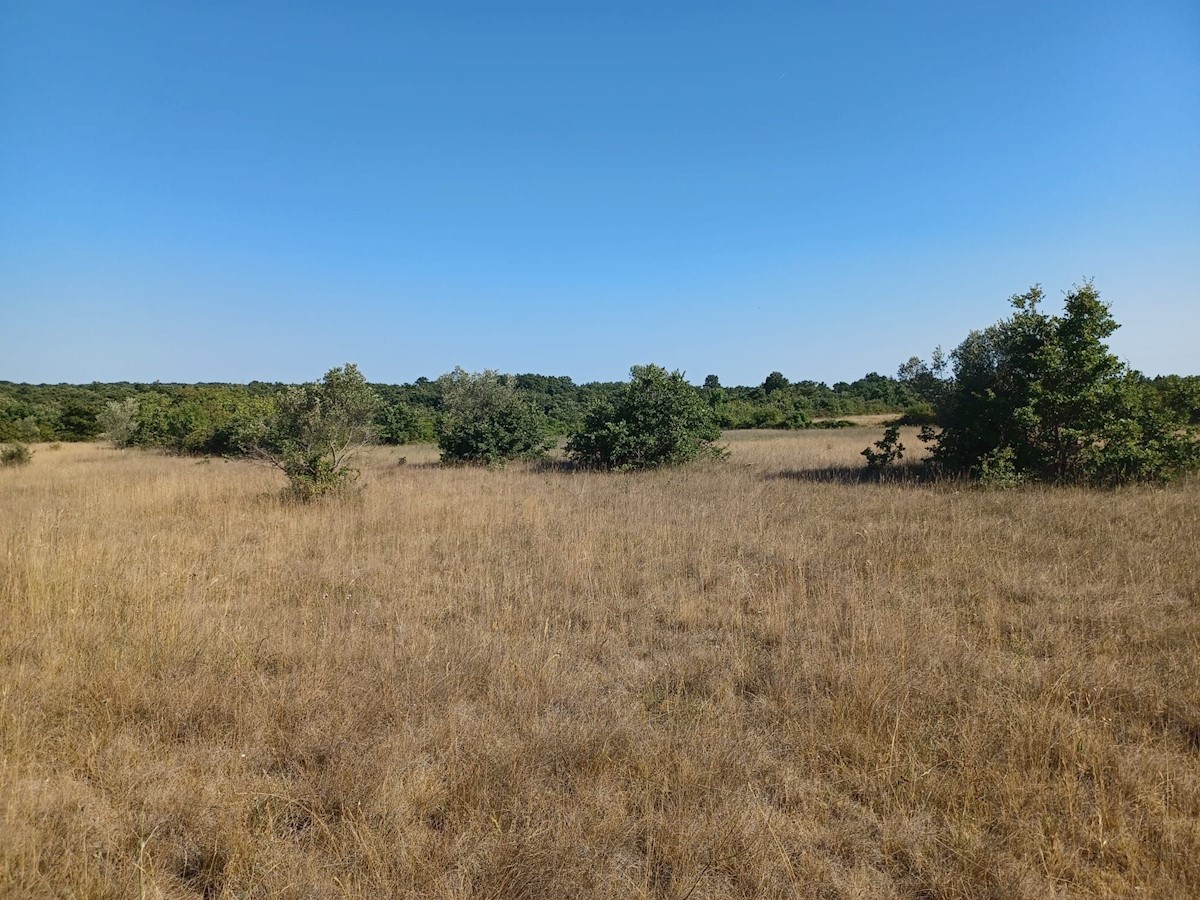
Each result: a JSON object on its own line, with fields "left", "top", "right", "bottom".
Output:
{"left": 251, "top": 364, "right": 381, "bottom": 499}
{"left": 862, "top": 422, "right": 904, "bottom": 470}
{"left": 566, "top": 364, "right": 724, "bottom": 471}
{"left": 98, "top": 398, "right": 139, "bottom": 448}
{"left": 436, "top": 368, "right": 551, "bottom": 465}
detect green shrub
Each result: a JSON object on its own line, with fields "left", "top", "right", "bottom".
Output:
{"left": 896, "top": 404, "right": 938, "bottom": 426}
{"left": 862, "top": 423, "right": 904, "bottom": 470}
{"left": 249, "top": 364, "right": 381, "bottom": 499}
{"left": 56, "top": 401, "right": 102, "bottom": 441}
{"left": 977, "top": 446, "right": 1023, "bottom": 489}
{"left": 0, "top": 442, "right": 32, "bottom": 467}
{"left": 566, "top": 364, "right": 725, "bottom": 471}
{"left": 278, "top": 455, "right": 359, "bottom": 501}
{"left": 98, "top": 398, "right": 139, "bottom": 448}
{"left": 436, "top": 368, "right": 551, "bottom": 466}
{"left": 378, "top": 402, "right": 436, "bottom": 445}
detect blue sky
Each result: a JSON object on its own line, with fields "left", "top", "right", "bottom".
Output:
{"left": 2, "top": 0, "right": 1197, "bottom": 385}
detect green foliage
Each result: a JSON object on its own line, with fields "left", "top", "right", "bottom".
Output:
{"left": 141, "top": 389, "right": 275, "bottom": 456}
{"left": 762, "top": 371, "right": 790, "bottom": 395}
{"left": 1076, "top": 376, "right": 1200, "bottom": 485}
{"left": 713, "top": 373, "right": 910, "bottom": 428}
{"left": 0, "top": 383, "right": 136, "bottom": 442}
{"left": 129, "top": 391, "right": 174, "bottom": 448}
{"left": 701, "top": 374, "right": 725, "bottom": 412}
{"left": 251, "top": 364, "right": 381, "bottom": 499}
{"left": 98, "top": 398, "right": 140, "bottom": 448}
{"left": 718, "top": 398, "right": 785, "bottom": 430}
{"left": 12, "top": 417, "right": 42, "bottom": 442}
{"left": 720, "top": 399, "right": 811, "bottom": 430}
{"left": 0, "top": 442, "right": 33, "bottom": 467}
{"left": 900, "top": 282, "right": 1200, "bottom": 484}
{"left": 897, "top": 350, "right": 952, "bottom": 411}
{"left": 0, "top": 371, "right": 921, "bottom": 444}
{"left": 1150, "top": 375, "right": 1200, "bottom": 425}
{"left": 895, "top": 403, "right": 939, "bottom": 427}
{"left": 566, "top": 364, "right": 725, "bottom": 471}
{"left": 977, "top": 446, "right": 1023, "bottom": 490}
{"left": 512, "top": 374, "right": 592, "bottom": 435}
{"left": 207, "top": 396, "right": 278, "bottom": 457}
{"left": 56, "top": 400, "right": 102, "bottom": 440}
{"left": 862, "top": 423, "right": 904, "bottom": 470}
{"left": 436, "top": 368, "right": 552, "bottom": 465}
{"left": 377, "top": 402, "right": 436, "bottom": 445}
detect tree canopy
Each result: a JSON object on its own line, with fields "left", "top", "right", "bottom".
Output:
{"left": 566, "top": 364, "right": 724, "bottom": 471}
{"left": 250, "top": 364, "right": 381, "bottom": 499}
{"left": 435, "top": 368, "right": 552, "bottom": 465}
{"left": 894, "top": 282, "right": 1199, "bottom": 484}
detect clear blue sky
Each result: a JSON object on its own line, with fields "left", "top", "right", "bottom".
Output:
{"left": 2, "top": 1, "right": 1197, "bottom": 385}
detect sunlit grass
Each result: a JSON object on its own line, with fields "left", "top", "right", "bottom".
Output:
{"left": 2, "top": 432, "right": 1198, "bottom": 898}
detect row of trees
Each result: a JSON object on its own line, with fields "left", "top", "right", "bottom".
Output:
{"left": 6, "top": 361, "right": 1198, "bottom": 451}
{"left": 865, "top": 282, "right": 1200, "bottom": 484}
{"left": 199, "top": 280, "right": 1200, "bottom": 498}
{"left": 4, "top": 281, "right": 1197, "bottom": 492}
{"left": 0, "top": 369, "right": 958, "bottom": 447}
{"left": 228, "top": 363, "right": 722, "bottom": 497}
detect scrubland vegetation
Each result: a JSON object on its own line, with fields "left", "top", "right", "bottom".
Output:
{"left": 3, "top": 430, "right": 1199, "bottom": 898}
{"left": 3, "top": 286, "right": 1199, "bottom": 896}
{"left": 0, "top": 368, "right": 915, "bottom": 450}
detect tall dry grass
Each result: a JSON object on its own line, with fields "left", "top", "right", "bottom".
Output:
{"left": 1, "top": 431, "right": 1197, "bottom": 898}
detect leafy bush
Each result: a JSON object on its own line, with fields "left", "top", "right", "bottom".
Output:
{"left": 566, "top": 364, "right": 725, "bottom": 471}
{"left": 56, "top": 401, "right": 102, "bottom": 440}
{"left": 717, "top": 397, "right": 810, "bottom": 430}
{"left": 0, "top": 442, "right": 33, "bottom": 467}
{"left": 98, "top": 398, "right": 139, "bottom": 448}
{"left": 377, "top": 402, "right": 436, "bottom": 445}
{"left": 122, "top": 389, "right": 276, "bottom": 456}
{"left": 249, "top": 364, "right": 381, "bottom": 499}
{"left": 977, "top": 446, "right": 1023, "bottom": 489}
{"left": 862, "top": 423, "right": 904, "bottom": 470}
{"left": 1151, "top": 374, "right": 1200, "bottom": 425}
{"left": 895, "top": 404, "right": 939, "bottom": 427}
{"left": 436, "top": 368, "right": 551, "bottom": 465}
{"left": 892, "top": 282, "right": 1200, "bottom": 484}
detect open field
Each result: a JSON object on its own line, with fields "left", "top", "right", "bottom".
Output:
{"left": 2, "top": 431, "right": 1199, "bottom": 898}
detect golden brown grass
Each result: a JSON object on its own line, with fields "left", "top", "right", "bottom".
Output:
{"left": 2, "top": 431, "right": 1198, "bottom": 898}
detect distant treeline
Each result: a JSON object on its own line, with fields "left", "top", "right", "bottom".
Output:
{"left": 2, "top": 370, "right": 1198, "bottom": 452}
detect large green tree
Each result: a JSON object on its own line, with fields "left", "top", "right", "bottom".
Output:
{"left": 897, "top": 282, "right": 1199, "bottom": 484}
{"left": 566, "top": 364, "right": 724, "bottom": 471}
{"left": 436, "top": 368, "right": 551, "bottom": 465}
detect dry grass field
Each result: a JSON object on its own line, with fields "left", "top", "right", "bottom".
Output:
{"left": 2, "top": 430, "right": 1198, "bottom": 898}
